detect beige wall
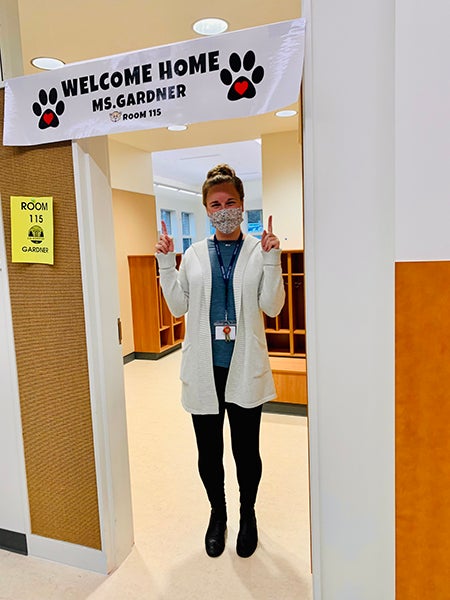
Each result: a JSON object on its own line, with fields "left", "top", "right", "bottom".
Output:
{"left": 261, "top": 131, "right": 303, "bottom": 250}
{"left": 108, "top": 138, "right": 154, "bottom": 195}
{"left": 108, "top": 138, "right": 157, "bottom": 357}
{"left": 112, "top": 189, "right": 157, "bottom": 357}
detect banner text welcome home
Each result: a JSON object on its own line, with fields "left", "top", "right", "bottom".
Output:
{"left": 60, "top": 51, "right": 220, "bottom": 97}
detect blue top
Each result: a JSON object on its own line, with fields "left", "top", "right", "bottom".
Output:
{"left": 208, "top": 238, "right": 242, "bottom": 368}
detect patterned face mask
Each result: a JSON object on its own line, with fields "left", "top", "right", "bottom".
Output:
{"left": 208, "top": 207, "right": 243, "bottom": 234}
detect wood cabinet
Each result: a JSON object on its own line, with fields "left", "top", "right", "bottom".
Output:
{"left": 270, "top": 356, "right": 307, "bottom": 406}
{"left": 265, "top": 250, "right": 307, "bottom": 405}
{"left": 128, "top": 254, "right": 185, "bottom": 359}
{"left": 264, "top": 250, "right": 306, "bottom": 358}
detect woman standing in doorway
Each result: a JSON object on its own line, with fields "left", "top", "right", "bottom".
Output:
{"left": 155, "top": 164, "right": 285, "bottom": 558}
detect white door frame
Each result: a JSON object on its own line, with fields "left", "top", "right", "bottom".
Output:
{"left": 302, "top": 0, "right": 395, "bottom": 598}
{"left": 72, "top": 137, "right": 134, "bottom": 573}
{"left": 0, "top": 197, "right": 30, "bottom": 540}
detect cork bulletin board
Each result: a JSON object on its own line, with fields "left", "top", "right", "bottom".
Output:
{"left": 0, "top": 89, "right": 101, "bottom": 549}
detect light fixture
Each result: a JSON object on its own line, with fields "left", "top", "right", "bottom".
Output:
{"left": 192, "top": 18, "right": 228, "bottom": 36}
{"left": 275, "top": 109, "right": 298, "bottom": 118}
{"left": 177, "top": 189, "right": 198, "bottom": 196}
{"left": 31, "top": 57, "right": 65, "bottom": 70}
{"left": 167, "top": 124, "right": 188, "bottom": 132}
{"left": 155, "top": 183, "right": 201, "bottom": 197}
{"left": 155, "top": 183, "right": 179, "bottom": 192}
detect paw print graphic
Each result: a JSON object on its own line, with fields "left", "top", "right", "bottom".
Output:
{"left": 32, "top": 88, "right": 65, "bottom": 129}
{"left": 220, "top": 51, "right": 264, "bottom": 101}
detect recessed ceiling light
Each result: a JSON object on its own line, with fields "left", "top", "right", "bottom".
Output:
{"left": 275, "top": 110, "right": 298, "bottom": 118}
{"left": 192, "top": 18, "right": 228, "bottom": 36}
{"left": 167, "top": 125, "right": 188, "bottom": 132}
{"left": 31, "top": 57, "right": 65, "bottom": 70}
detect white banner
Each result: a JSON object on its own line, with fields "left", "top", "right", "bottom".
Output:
{"left": 3, "top": 19, "right": 305, "bottom": 147}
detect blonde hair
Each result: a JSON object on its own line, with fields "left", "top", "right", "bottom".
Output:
{"left": 202, "top": 164, "right": 244, "bottom": 206}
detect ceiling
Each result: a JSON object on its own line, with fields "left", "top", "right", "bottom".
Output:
{"left": 152, "top": 139, "right": 264, "bottom": 189}
{"left": 16, "top": 0, "right": 302, "bottom": 187}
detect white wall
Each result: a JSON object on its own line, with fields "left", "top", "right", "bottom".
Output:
{"left": 242, "top": 179, "right": 263, "bottom": 210}
{"left": 303, "top": 1, "right": 395, "bottom": 598}
{"left": 155, "top": 188, "right": 206, "bottom": 252}
{"left": 395, "top": 0, "right": 450, "bottom": 262}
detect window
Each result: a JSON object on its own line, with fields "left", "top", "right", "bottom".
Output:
{"left": 246, "top": 209, "right": 263, "bottom": 239}
{"left": 160, "top": 209, "right": 173, "bottom": 235}
{"left": 181, "top": 211, "right": 193, "bottom": 252}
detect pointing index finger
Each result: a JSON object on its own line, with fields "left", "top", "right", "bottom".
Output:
{"left": 267, "top": 215, "right": 273, "bottom": 234}
{"left": 161, "top": 220, "right": 168, "bottom": 236}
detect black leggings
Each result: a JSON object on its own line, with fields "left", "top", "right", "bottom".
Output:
{"left": 191, "top": 366, "right": 263, "bottom": 515}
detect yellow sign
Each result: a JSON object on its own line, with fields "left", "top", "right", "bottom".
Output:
{"left": 10, "top": 196, "right": 54, "bottom": 264}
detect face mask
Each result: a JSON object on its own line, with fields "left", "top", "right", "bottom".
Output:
{"left": 208, "top": 207, "right": 243, "bottom": 234}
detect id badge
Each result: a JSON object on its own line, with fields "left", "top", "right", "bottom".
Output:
{"left": 214, "top": 321, "right": 236, "bottom": 342}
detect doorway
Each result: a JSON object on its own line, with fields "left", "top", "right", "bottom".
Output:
{"left": 108, "top": 133, "right": 312, "bottom": 598}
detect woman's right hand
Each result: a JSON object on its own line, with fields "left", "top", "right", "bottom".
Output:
{"left": 155, "top": 220, "right": 174, "bottom": 254}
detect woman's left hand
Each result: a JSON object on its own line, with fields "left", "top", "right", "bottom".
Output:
{"left": 261, "top": 215, "right": 280, "bottom": 252}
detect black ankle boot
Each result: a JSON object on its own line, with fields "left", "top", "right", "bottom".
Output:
{"left": 236, "top": 510, "right": 258, "bottom": 558}
{"left": 205, "top": 509, "right": 227, "bottom": 557}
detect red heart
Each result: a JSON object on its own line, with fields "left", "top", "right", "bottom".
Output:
{"left": 234, "top": 81, "right": 248, "bottom": 96}
{"left": 43, "top": 112, "right": 54, "bottom": 125}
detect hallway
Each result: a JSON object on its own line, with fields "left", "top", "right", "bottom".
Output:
{"left": 0, "top": 352, "right": 312, "bottom": 599}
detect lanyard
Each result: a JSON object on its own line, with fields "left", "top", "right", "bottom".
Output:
{"left": 213, "top": 233, "right": 243, "bottom": 321}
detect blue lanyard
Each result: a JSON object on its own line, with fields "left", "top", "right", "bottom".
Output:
{"left": 213, "top": 233, "right": 243, "bottom": 321}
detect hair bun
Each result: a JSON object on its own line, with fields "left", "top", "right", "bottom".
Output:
{"left": 206, "top": 164, "right": 236, "bottom": 179}
{"left": 202, "top": 163, "right": 244, "bottom": 205}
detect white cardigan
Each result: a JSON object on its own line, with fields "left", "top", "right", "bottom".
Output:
{"left": 156, "top": 235, "right": 285, "bottom": 414}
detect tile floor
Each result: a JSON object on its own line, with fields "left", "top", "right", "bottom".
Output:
{"left": 0, "top": 351, "right": 312, "bottom": 599}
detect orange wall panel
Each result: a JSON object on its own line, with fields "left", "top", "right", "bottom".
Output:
{"left": 396, "top": 261, "right": 450, "bottom": 599}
